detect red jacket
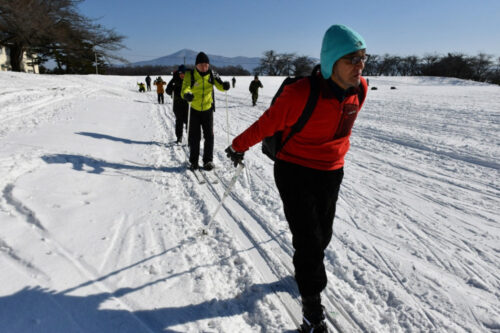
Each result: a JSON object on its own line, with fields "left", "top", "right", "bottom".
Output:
{"left": 232, "top": 76, "right": 367, "bottom": 170}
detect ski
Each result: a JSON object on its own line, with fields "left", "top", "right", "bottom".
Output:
{"left": 178, "top": 145, "right": 218, "bottom": 185}
{"left": 173, "top": 141, "right": 187, "bottom": 148}
{"left": 199, "top": 169, "right": 219, "bottom": 184}
{"left": 165, "top": 140, "right": 185, "bottom": 148}
{"left": 187, "top": 166, "right": 206, "bottom": 184}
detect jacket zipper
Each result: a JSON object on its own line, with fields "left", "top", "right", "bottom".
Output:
{"left": 201, "top": 73, "right": 205, "bottom": 111}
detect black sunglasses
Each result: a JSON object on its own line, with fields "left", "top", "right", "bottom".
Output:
{"left": 342, "top": 54, "right": 370, "bottom": 65}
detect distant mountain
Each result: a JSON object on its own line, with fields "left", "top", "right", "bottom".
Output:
{"left": 130, "top": 49, "right": 261, "bottom": 72}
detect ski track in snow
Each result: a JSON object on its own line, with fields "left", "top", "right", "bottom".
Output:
{"left": 0, "top": 72, "right": 499, "bottom": 332}
{"left": 155, "top": 99, "right": 311, "bottom": 331}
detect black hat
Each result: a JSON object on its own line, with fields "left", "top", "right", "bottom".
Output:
{"left": 195, "top": 52, "right": 210, "bottom": 65}
{"left": 178, "top": 65, "right": 186, "bottom": 73}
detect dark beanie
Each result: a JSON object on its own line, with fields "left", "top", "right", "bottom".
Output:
{"left": 177, "top": 65, "right": 186, "bottom": 73}
{"left": 195, "top": 52, "right": 210, "bottom": 65}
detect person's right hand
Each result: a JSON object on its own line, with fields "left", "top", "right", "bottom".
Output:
{"left": 225, "top": 146, "right": 244, "bottom": 167}
{"left": 184, "top": 93, "right": 194, "bottom": 102}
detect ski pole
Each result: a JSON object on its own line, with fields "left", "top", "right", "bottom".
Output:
{"left": 171, "top": 90, "right": 175, "bottom": 113}
{"left": 202, "top": 162, "right": 245, "bottom": 235}
{"left": 225, "top": 91, "right": 230, "bottom": 146}
{"left": 186, "top": 102, "right": 192, "bottom": 162}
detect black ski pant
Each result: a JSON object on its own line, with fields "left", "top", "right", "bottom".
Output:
{"left": 251, "top": 92, "right": 258, "bottom": 106}
{"left": 274, "top": 159, "right": 343, "bottom": 297}
{"left": 188, "top": 108, "right": 214, "bottom": 166}
{"left": 173, "top": 101, "right": 188, "bottom": 141}
{"left": 157, "top": 93, "right": 164, "bottom": 104}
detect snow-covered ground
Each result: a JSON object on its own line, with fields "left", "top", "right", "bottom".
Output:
{"left": 0, "top": 71, "right": 498, "bottom": 333}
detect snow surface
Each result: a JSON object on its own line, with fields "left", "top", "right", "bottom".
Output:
{"left": 0, "top": 71, "right": 499, "bottom": 333}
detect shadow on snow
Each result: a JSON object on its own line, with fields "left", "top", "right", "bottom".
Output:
{"left": 76, "top": 131, "right": 166, "bottom": 147}
{"left": 41, "top": 154, "right": 183, "bottom": 175}
{"left": 0, "top": 272, "right": 297, "bottom": 332}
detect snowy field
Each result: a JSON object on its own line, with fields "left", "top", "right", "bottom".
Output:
{"left": 0, "top": 71, "right": 499, "bottom": 333}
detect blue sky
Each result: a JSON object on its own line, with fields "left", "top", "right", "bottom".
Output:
{"left": 78, "top": 0, "right": 500, "bottom": 63}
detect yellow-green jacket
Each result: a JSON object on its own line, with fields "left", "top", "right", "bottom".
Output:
{"left": 181, "top": 69, "right": 225, "bottom": 111}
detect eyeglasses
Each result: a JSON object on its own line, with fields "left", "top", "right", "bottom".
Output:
{"left": 342, "top": 54, "right": 369, "bottom": 65}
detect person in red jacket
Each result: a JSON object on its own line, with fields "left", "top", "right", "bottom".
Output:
{"left": 225, "top": 24, "right": 368, "bottom": 332}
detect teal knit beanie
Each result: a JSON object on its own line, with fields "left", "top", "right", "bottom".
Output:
{"left": 320, "top": 24, "right": 366, "bottom": 79}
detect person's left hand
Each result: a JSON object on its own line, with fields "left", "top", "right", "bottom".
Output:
{"left": 222, "top": 81, "right": 230, "bottom": 90}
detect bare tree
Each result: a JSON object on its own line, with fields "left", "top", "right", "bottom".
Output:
{"left": 470, "top": 53, "right": 493, "bottom": 81}
{"left": 256, "top": 51, "right": 314, "bottom": 76}
{"left": 491, "top": 57, "right": 500, "bottom": 84}
{"left": 421, "top": 53, "right": 439, "bottom": 66}
{"left": 0, "top": 0, "right": 57, "bottom": 71}
{"left": 376, "top": 54, "right": 399, "bottom": 76}
{"left": 360, "top": 51, "right": 497, "bottom": 84}
{"left": 292, "top": 56, "right": 316, "bottom": 76}
{"left": 275, "top": 52, "right": 295, "bottom": 76}
{"left": 362, "top": 54, "right": 379, "bottom": 76}
{"left": 0, "top": 0, "right": 125, "bottom": 72}
{"left": 255, "top": 50, "right": 279, "bottom": 75}
{"left": 397, "top": 56, "right": 420, "bottom": 76}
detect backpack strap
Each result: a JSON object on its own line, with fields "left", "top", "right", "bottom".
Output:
{"left": 191, "top": 68, "right": 219, "bottom": 87}
{"left": 279, "top": 65, "right": 321, "bottom": 151}
{"left": 357, "top": 81, "right": 365, "bottom": 105}
{"left": 209, "top": 69, "right": 214, "bottom": 84}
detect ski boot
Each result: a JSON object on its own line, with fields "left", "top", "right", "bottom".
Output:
{"left": 298, "top": 316, "right": 328, "bottom": 333}
{"left": 203, "top": 161, "right": 215, "bottom": 171}
{"left": 298, "top": 294, "right": 328, "bottom": 332}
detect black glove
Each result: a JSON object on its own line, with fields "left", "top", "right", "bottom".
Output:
{"left": 184, "top": 92, "right": 194, "bottom": 102}
{"left": 225, "top": 145, "right": 244, "bottom": 167}
{"left": 222, "top": 81, "right": 230, "bottom": 91}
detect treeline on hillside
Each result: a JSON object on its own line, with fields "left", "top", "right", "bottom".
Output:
{"left": 106, "top": 64, "right": 250, "bottom": 76}
{"left": 0, "top": 0, "right": 125, "bottom": 73}
{"left": 254, "top": 50, "right": 317, "bottom": 77}
{"left": 255, "top": 50, "right": 500, "bottom": 85}
{"left": 363, "top": 53, "right": 500, "bottom": 85}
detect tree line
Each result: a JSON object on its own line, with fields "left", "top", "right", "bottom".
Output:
{"left": 255, "top": 50, "right": 500, "bottom": 85}
{"left": 363, "top": 53, "right": 500, "bottom": 85}
{"left": 0, "top": 0, "right": 125, "bottom": 73}
{"left": 253, "top": 50, "right": 317, "bottom": 77}
{"left": 2, "top": 1, "right": 498, "bottom": 84}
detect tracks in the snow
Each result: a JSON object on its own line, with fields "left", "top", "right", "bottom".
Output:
{"left": 157, "top": 103, "right": 365, "bottom": 333}
{"left": 2, "top": 182, "right": 157, "bottom": 333}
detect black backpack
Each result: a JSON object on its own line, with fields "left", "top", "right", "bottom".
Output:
{"left": 261, "top": 65, "right": 321, "bottom": 161}
{"left": 262, "top": 65, "right": 365, "bottom": 161}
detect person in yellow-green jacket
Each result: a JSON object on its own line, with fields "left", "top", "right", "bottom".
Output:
{"left": 181, "top": 51, "right": 230, "bottom": 171}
